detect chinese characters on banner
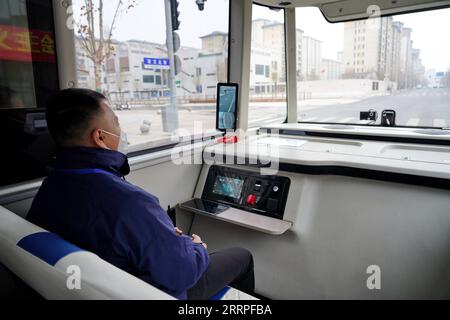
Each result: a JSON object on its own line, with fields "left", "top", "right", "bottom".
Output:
{"left": 0, "top": 24, "right": 56, "bottom": 63}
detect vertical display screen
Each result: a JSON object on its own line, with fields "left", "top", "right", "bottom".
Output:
{"left": 217, "top": 84, "right": 238, "bottom": 131}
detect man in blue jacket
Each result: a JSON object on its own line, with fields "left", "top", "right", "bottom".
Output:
{"left": 27, "top": 89, "right": 254, "bottom": 300}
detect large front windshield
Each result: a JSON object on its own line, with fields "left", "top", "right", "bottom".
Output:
{"left": 296, "top": 7, "right": 450, "bottom": 128}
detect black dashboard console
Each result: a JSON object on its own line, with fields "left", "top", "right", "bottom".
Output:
{"left": 202, "top": 166, "right": 291, "bottom": 220}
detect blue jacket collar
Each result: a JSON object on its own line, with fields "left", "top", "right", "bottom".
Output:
{"left": 54, "top": 147, "right": 130, "bottom": 177}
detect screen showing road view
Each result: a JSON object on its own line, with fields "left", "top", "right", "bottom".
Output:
{"left": 212, "top": 176, "right": 244, "bottom": 199}
{"left": 294, "top": 7, "right": 450, "bottom": 128}
{"left": 217, "top": 85, "right": 237, "bottom": 130}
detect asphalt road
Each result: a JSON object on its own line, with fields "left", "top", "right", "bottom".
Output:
{"left": 118, "top": 87, "right": 450, "bottom": 147}
{"left": 298, "top": 88, "right": 450, "bottom": 127}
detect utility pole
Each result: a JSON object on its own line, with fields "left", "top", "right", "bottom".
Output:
{"left": 163, "top": 0, "right": 179, "bottom": 132}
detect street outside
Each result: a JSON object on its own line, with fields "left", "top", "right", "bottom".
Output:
{"left": 298, "top": 87, "right": 450, "bottom": 127}
{"left": 117, "top": 87, "right": 450, "bottom": 149}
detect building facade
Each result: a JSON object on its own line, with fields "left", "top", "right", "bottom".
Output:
{"left": 76, "top": 31, "right": 228, "bottom": 102}
{"left": 76, "top": 16, "right": 428, "bottom": 103}
{"left": 342, "top": 17, "right": 424, "bottom": 89}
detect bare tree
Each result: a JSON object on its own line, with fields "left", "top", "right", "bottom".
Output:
{"left": 76, "top": 0, "right": 137, "bottom": 91}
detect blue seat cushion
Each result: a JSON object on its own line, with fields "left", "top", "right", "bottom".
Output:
{"left": 17, "top": 232, "right": 83, "bottom": 266}
{"left": 210, "top": 287, "right": 231, "bottom": 300}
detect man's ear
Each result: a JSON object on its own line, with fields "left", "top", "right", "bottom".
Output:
{"left": 91, "top": 128, "right": 108, "bottom": 149}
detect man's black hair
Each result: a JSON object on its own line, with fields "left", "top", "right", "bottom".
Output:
{"left": 46, "top": 88, "right": 107, "bottom": 146}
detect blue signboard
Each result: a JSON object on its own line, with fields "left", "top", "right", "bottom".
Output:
{"left": 436, "top": 72, "right": 445, "bottom": 77}
{"left": 143, "top": 58, "right": 170, "bottom": 69}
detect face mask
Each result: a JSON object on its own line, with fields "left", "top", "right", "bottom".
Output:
{"left": 101, "top": 129, "right": 129, "bottom": 155}
{"left": 118, "top": 130, "right": 129, "bottom": 155}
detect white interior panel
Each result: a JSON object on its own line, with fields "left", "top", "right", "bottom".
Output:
{"left": 127, "top": 159, "right": 202, "bottom": 210}
{"left": 185, "top": 167, "right": 450, "bottom": 299}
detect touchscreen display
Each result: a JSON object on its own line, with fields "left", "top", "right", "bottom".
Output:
{"left": 180, "top": 198, "right": 229, "bottom": 215}
{"left": 212, "top": 176, "right": 244, "bottom": 199}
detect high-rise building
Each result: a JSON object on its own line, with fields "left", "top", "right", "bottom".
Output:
{"left": 342, "top": 17, "right": 424, "bottom": 89}
{"left": 320, "top": 58, "right": 343, "bottom": 80}
{"left": 200, "top": 31, "right": 228, "bottom": 54}
{"left": 301, "top": 36, "right": 322, "bottom": 80}
{"left": 262, "top": 22, "right": 286, "bottom": 82}
{"left": 390, "top": 22, "right": 403, "bottom": 84}
{"left": 249, "top": 20, "right": 287, "bottom": 96}
{"left": 343, "top": 19, "right": 382, "bottom": 79}
{"left": 399, "top": 27, "right": 413, "bottom": 89}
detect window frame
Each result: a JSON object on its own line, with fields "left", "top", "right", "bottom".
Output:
{"left": 294, "top": 6, "right": 450, "bottom": 134}
{"left": 67, "top": 0, "right": 232, "bottom": 158}
{"left": 123, "top": 0, "right": 232, "bottom": 157}
{"left": 0, "top": 0, "right": 61, "bottom": 189}
{"left": 247, "top": 1, "right": 289, "bottom": 129}
{"left": 318, "top": 2, "right": 450, "bottom": 24}
{"left": 0, "top": 0, "right": 60, "bottom": 109}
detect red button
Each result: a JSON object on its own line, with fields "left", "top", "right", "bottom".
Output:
{"left": 217, "top": 136, "right": 239, "bottom": 144}
{"left": 246, "top": 195, "right": 257, "bottom": 206}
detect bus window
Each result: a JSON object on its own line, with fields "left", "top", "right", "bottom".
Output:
{"left": 296, "top": 7, "right": 450, "bottom": 128}
{"left": 0, "top": 0, "right": 59, "bottom": 188}
{"left": 248, "top": 3, "right": 288, "bottom": 128}
{"left": 0, "top": 0, "right": 58, "bottom": 109}
{"left": 72, "top": 0, "right": 230, "bottom": 153}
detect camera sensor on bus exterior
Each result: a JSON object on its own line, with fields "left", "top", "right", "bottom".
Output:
{"left": 360, "top": 109, "right": 378, "bottom": 121}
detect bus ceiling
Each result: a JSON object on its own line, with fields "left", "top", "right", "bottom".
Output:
{"left": 254, "top": 0, "right": 450, "bottom": 22}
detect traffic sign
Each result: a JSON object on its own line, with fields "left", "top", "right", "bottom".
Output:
{"left": 143, "top": 58, "right": 170, "bottom": 70}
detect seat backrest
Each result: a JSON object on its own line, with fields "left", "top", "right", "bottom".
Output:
{"left": 0, "top": 206, "right": 174, "bottom": 300}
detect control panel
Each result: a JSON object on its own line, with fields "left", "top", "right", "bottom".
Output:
{"left": 202, "top": 166, "right": 291, "bottom": 220}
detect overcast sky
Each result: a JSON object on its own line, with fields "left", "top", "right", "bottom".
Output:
{"left": 73, "top": 0, "right": 450, "bottom": 71}
{"left": 73, "top": 0, "right": 230, "bottom": 48}
{"left": 294, "top": 6, "right": 450, "bottom": 71}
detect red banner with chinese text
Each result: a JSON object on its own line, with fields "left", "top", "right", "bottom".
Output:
{"left": 0, "top": 24, "right": 56, "bottom": 63}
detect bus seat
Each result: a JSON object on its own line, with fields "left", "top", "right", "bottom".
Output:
{"left": 0, "top": 206, "right": 174, "bottom": 300}
{"left": 211, "top": 286, "right": 259, "bottom": 300}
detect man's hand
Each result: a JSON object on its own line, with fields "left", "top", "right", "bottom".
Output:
{"left": 175, "top": 227, "right": 183, "bottom": 236}
{"left": 192, "top": 234, "right": 207, "bottom": 250}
